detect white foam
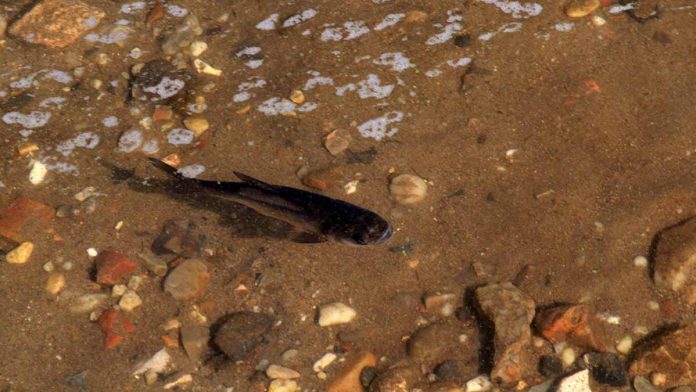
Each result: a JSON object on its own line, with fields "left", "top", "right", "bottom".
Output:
{"left": 373, "top": 52, "right": 414, "bottom": 72}
{"left": 425, "top": 69, "right": 443, "bottom": 77}
{"left": 120, "top": 2, "right": 146, "bottom": 14}
{"left": 118, "top": 129, "right": 143, "bottom": 152}
{"left": 166, "top": 4, "right": 189, "bottom": 17}
{"left": 426, "top": 12, "right": 463, "bottom": 45}
{"left": 256, "top": 13, "right": 280, "bottom": 30}
{"left": 2, "top": 111, "right": 51, "bottom": 128}
{"left": 233, "top": 78, "right": 267, "bottom": 102}
{"left": 357, "top": 111, "right": 404, "bottom": 140}
{"left": 167, "top": 128, "right": 195, "bottom": 145}
{"left": 102, "top": 116, "right": 119, "bottom": 127}
{"left": 39, "top": 97, "right": 67, "bottom": 108}
{"left": 608, "top": 3, "right": 635, "bottom": 13}
{"left": 479, "top": 0, "right": 543, "bottom": 18}
{"left": 143, "top": 77, "right": 185, "bottom": 100}
{"left": 282, "top": 9, "right": 318, "bottom": 28}
{"left": 374, "top": 13, "right": 405, "bottom": 31}
{"left": 304, "top": 71, "right": 334, "bottom": 90}
{"left": 554, "top": 22, "right": 574, "bottom": 32}
{"left": 257, "top": 97, "right": 317, "bottom": 116}
{"left": 320, "top": 21, "right": 370, "bottom": 42}
{"left": 447, "top": 57, "right": 472, "bottom": 67}
{"left": 56, "top": 132, "right": 100, "bottom": 156}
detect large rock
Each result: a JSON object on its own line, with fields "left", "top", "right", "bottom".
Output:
{"left": 9, "top": 0, "right": 104, "bottom": 48}
{"left": 475, "top": 282, "right": 535, "bottom": 386}
{"left": 213, "top": 312, "right": 273, "bottom": 360}
{"left": 164, "top": 259, "right": 210, "bottom": 300}
{"left": 629, "top": 323, "right": 696, "bottom": 388}
{"left": 653, "top": 217, "right": 696, "bottom": 304}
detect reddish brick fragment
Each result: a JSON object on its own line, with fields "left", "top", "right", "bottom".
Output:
{"left": 0, "top": 197, "right": 54, "bottom": 242}
{"left": 98, "top": 309, "right": 136, "bottom": 349}
{"left": 95, "top": 251, "right": 137, "bottom": 285}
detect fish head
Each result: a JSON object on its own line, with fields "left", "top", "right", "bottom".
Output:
{"left": 333, "top": 212, "right": 393, "bottom": 246}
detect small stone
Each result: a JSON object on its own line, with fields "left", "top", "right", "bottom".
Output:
{"left": 268, "top": 379, "right": 298, "bottom": 392}
{"left": 74, "top": 186, "right": 97, "bottom": 202}
{"left": 161, "top": 14, "right": 202, "bottom": 55}
{"left": 8, "top": 0, "right": 105, "bottom": 48}
{"left": 466, "top": 375, "right": 492, "bottom": 392}
{"left": 561, "top": 347, "right": 576, "bottom": 367}
{"left": 164, "top": 372, "right": 192, "bottom": 389}
{"left": 213, "top": 312, "right": 273, "bottom": 360}
{"left": 534, "top": 303, "right": 606, "bottom": 351}
{"left": 323, "top": 129, "right": 352, "bottom": 156}
{"left": 564, "top": 0, "right": 600, "bottom": 17}
{"left": 0, "top": 197, "right": 54, "bottom": 242}
{"left": 162, "top": 334, "right": 179, "bottom": 348}
{"left": 302, "top": 166, "right": 343, "bottom": 191}
{"left": 405, "top": 10, "right": 428, "bottom": 23}
{"left": 112, "top": 284, "right": 127, "bottom": 297}
{"left": 28, "top": 160, "right": 48, "bottom": 185}
{"left": 313, "top": 352, "right": 337, "bottom": 372}
{"left": 153, "top": 219, "right": 206, "bottom": 258}
{"left": 133, "top": 348, "right": 171, "bottom": 376}
{"left": 181, "top": 324, "right": 209, "bottom": 362}
{"left": 164, "top": 259, "right": 210, "bottom": 300}
{"left": 97, "top": 309, "right": 136, "bottom": 349}
{"left": 43, "top": 261, "right": 54, "bottom": 272}
{"left": 119, "top": 290, "right": 143, "bottom": 311}
{"left": 653, "top": 217, "right": 696, "bottom": 298}
{"left": 650, "top": 372, "right": 666, "bottom": 387}
{"left": 6, "top": 242, "right": 34, "bottom": 264}
{"left": 188, "top": 41, "right": 208, "bottom": 57}
{"left": 193, "top": 59, "right": 222, "bottom": 76}
{"left": 281, "top": 349, "right": 299, "bottom": 363}
{"left": 94, "top": 251, "right": 137, "bottom": 286}
{"left": 18, "top": 142, "right": 39, "bottom": 156}
{"left": 184, "top": 116, "right": 209, "bottom": 137}
{"left": 289, "top": 90, "right": 305, "bottom": 104}
{"left": 127, "top": 275, "right": 143, "bottom": 290}
{"left": 327, "top": 351, "right": 377, "bottom": 392}
{"left": 538, "top": 355, "right": 563, "bottom": 377}
{"left": 70, "top": 293, "right": 108, "bottom": 313}
{"left": 556, "top": 369, "right": 591, "bottom": 392}
{"left": 634, "top": 255, "right": 649, "bottom": 268}
{"left": 267, "top": 364, "right": 301, "bottom": 379}
{"left": 584, "top": 352, "right": 627, "bottom": 386}
{"left": 137, "top": 252, "right": 168, "bottom": 277}
{"left": 633, "top": 376, "right": 660, "bottom": 392}
{"left": 45, "top": 272, "right": 66, "bottom": 295}
{"left": 390, "top": 174, "right": 428, "bottom": 205}
{"left": 424, "top": 293, "right": 457, "bottom": 317}
{"left": 616, "top": 335, "right": 633, "bottom": 354}
{"left": 145, "top": 370, "right": 158, "bottom": 385}
{"left": 318, "top": 302, "right": 357, "bottom": 326}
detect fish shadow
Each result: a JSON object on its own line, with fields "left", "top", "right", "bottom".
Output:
{"left": 102, "top": 160, "right": 297, "bottom": 242}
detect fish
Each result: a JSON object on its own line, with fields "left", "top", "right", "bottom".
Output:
{"left": 148, "top": 158, "right": 393, "bottom": 246}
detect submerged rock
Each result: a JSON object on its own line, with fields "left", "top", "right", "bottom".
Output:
{"left": 534, "top": 303, "right": 606, "bottom": 351}
{"left": 629, "top": 323, "right": 696, "bottom": 388}
{"left": 213, "top": 312, "right": 273, "bottom": 360}
{"left": 653, "top": 217, "right": 696, "bottom": 304}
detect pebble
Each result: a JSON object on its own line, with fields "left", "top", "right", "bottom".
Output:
{"left": 317, "top": 302, "right": 357, "bottom": 326}
{"left": 98, "top": 309, "right": 135, "bottom": 348}
{"left": 289, "top": 90, "right": 305, "bottom": 104}
{"left": 137, "top": 252, "right": 168, "bottom": 277}
{"left": 43, "top": 261, "right": 54, "bottom": 272}
{"left": 616, "top": 335, "right": 632, "bottom": 354}
{"left": 390, "top": 174, "right": 428, "bottom": 205}
{"left": 133, "top": 348, "right": 172, "bottom": 376}
{"left": 327, "top": 351, "right": 377, "bottom": 392}
{"left": 6, "top": 242, "right": 34, "bottom": 264}
{"left": 74, "top": 186, "right": 97, "bottom": 202}
{"left": 266, "top": 364, "right": 301, "bottom": 379}
{"left": 188, "top": 41, "right": 208, "bottom": 57}
{"left": 127, "top": 275, "right": 143, "bottom": 290}
{"left": 164, "top": 259, "right": 210, "bottom": 300}
{"left": 145, "top": 369, "right": 158, "bottom": 385}
{"left": 538, "top": 355, "right": 563, "bottom": 377}
{"left": 213, "top": 312, "right": 273, "bottom": 360}
{"left": 69, "top": 293, "right": 108, "bottom": 314}
{"left": 112, "top": 284, "right": 127, "bottom": 297}
{"left": 180, "top": 324, "right": 209, "bottom": 362}
{"left": 193, "top": 59, "right": 222, "bottom": 76}
{"left": 323, "top": 129, "right": 352, "bottom": 156}
{"left": 565, "top": 0, "right": 600, "bottom": 17}
{"left": 424, "top": 293, "right": 457, "bottom": 317}
{"left": 28, "top": 161, "right": 48, "bottom": 185}
{"left": 634, "top": 255, "right": 649, "bottom": 268}
{"left": 118, "top": 290, "right": 143, "bottom": 311}
{"left": 18, "top": 142, "right": 39, "bottom": 156}
{"left": 163, "top": 372, "right": 192, "bottom": 389}
{"left": 466, "top": 375, "right": 492, "bottom": 392}
{"left": 268, "top": 379, "right": 298, "bottom": 392}
{"left": 302, "top": 167, "right": 343, "bottom": 191}
{"left": 557, "top": 369, "right": 591, "bottom": 392}
{"left": 313, "top": 352, "right": 337, "bottom": 372}
{"left": 561, "top": 347, "right": 576, "bottom": 367}
{"left": 633, "top": 376, "right": 660, "bottom": 392}
{"left": 281, "top": 349, "right": 299, "bottom": 363}
{"left": 45, "top": 272, "right": 66, "bottom": 295}
{"left": 650, "top": 372, "right": 667, "bottom": 387}
{"left": 95, "top": 251, "right": 137, "bottom": 286}
{"left": 184, "top": 116, "right": 209, "bottom": 136}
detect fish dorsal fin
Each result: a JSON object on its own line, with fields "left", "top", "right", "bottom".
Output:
{"left": 233, "top": 171, "right": 277, "bottom": 191}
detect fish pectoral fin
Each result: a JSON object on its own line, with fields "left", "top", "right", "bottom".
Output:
{"left": 233, "top": 171, "right": 277, "bottom": 192}
{"left": 287, "top": 230, "right": 327, "bottom": 244}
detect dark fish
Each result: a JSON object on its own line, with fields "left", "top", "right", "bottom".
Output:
{"left": 149, "top": 159, "right": 393, "bottom": 246}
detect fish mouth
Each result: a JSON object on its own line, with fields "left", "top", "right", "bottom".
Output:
{"left": 374, "top": 224, "right": 393, "bottom": 245}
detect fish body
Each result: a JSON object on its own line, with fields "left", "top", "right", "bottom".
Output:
{"left": 149, "top": 159, "right": 393, "bottom": 245}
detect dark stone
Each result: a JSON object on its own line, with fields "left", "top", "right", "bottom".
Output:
{"left": 585, "top": 352, "right": 627, "bottom": 386}
{"left": 346, "top": 147, "right": 378, "bottom": 164}
{"left": 65, "top": 370, "right": 88, "bottom": 392}
{"left": 538, "top": 355, "right": 563, "bottom": 377}
{"left": 434, "top": 359, "right": 467, "bottom": 382}
{"left": 360, "top": 366, "right": 377, "bottom": 388}
{"left": 213, "top": 312, "right": 273, "bottom": 360}
{"left": 152, "top": 219, "right": 206, "bottom": 258}
{"left": 453, "top": 34, "right": 472, "bottom": 48}
{"left": 1, "top": 93, "right": 33, "bottom": 111}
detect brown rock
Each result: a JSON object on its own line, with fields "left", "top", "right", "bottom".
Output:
{"left": 9, "top": 0, "right": 105, "bottom": 48}
{"left": 535, "top": 303, "right": 607, "bottom": 351}
{"left": 653, "top": 217, "right": 696, "bottom": 299}
{"left": 629, "top": 323, "right": 696, "bottom": 388}
{"left": 180, "top": 324, "right": 209, "bottom": 362}
{"left": 153, "top": 219, "right": 206, "bottom": 258}
{"left": 407, "top": 321, "right": 474, "bottom": 368}
{"left": 369, "top": 364, "right": 420, "bottom": 392}
{"left": 0, "top": 197, "right": 54, "bottom": 242}
{"left": 327, "top": 351, "right": 377, "bottom": 392}
{"left": 98, "top": 309, "right": 135, "bottom": 349}
{"left": 475, "top": 282, "right": 536, "bottom": 386}
{"left": 164, "top": 259, "right": 210, "bottom": 300}
{"left": 323, "top": 129, "right": 352, "bottom": 156}
{"left": 302, "top": 166, "right": 343, "bottom": 191}
{"left": 213, "top": 312, "right": 273, "bottom": 360}
{"left": 405, "top": 10, "right": 428, "bottom": 23}
{"left": 95, "top": 251, "right": 138, "bottom": 286}
{"left": 564, "top": 0, "right": 600, "bottom": 17}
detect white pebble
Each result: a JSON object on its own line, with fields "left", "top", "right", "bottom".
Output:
{"left": 633, "top": 255, "right": 648, "bottom": 268}
{"left": 317, "top": 302, "right": 357, "bottom": 326}
{"left": 133, "top": 348, "right": 171, "bottom": 376}
{"left": 312, "top": 352, "right": 337, "bottom": 372}
{"left": 466, "top": 375, "right": 492, "bottom": 392}
{"left": 616, "top": 335, "right": 632, "bottom": 354}
{"left": 29, "top": 160, "right": 48, "bottom": 185}
{"left": 112, "top": 284, "right": 128, "bottom": 297}
{"left": 119, "top": 290, "right": 143, "bottom": 311}
{"left": 266, "top": 364, "right": 301, "bottom": 379}
{"left": 561, "top": 347, "right": 576, "bottom": 367}
{"left": 87, "top": 248, "right": 98, "bottom": 257}
{"left": 43, "top": 261, "right": 55, "bottom": 272}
